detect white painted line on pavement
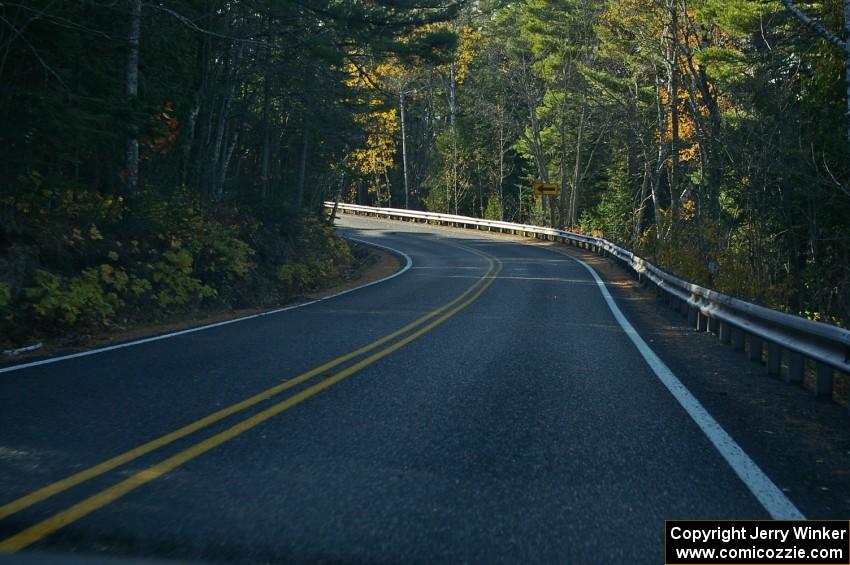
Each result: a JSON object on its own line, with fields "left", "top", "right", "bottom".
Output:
{"left": 566, "top": 253, "right": 806, "bottom": 521}
{"left": 0, "top": 237, "right": 412, "bottom": 375}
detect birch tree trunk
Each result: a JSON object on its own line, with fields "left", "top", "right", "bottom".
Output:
{"left": 497, "top": 108, "right": 505, "bottom": 221}
{"left": 653, "top": 75, "right": 667, "bottom": 241}
{"left": 449, "top": 60, "right": 459, "bottom": 214}
{"left": 400, "top": 88, "right": 410, "bottom": 209}
{"left": 568, "top": 101, "right": 586, "bottom": 228}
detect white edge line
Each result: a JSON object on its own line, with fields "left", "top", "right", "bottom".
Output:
{"left": 0, "top": 236, "right": 413, "bottom": 375}
{"left": 556, "top": 250, "right": 805, "bottom": 520}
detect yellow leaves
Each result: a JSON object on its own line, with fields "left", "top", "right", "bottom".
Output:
{"left": 350, "top": 105, "right": 399, "bottom": 181}
{"left": 680, "top": 199, "right": 697, "bottom": 221}
{"left": 658, "top": 86, "right": 699, "bottom": 164}
{"left": 345, "top": 60, "right": 401, "bottom": 183}
{"left": 107, "top": 251, "right": 120, "bottom": 261}
{"left": 454, "top": 25, "right": 481, "bottom": 83}
{"left": 89, "top": 225, "right": 103, "bottom": 240}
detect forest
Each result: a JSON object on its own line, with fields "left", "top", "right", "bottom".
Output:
{"left": 2, "top": 0, "right": 849, "bottom": 347}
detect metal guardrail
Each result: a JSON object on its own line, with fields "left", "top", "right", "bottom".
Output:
{"left": 327, "top": 201, "right": 850, "bottom": 405}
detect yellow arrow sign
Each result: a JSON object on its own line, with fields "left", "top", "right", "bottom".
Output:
{"left": 532, "top": 180, "right": 560, "bottom": 196}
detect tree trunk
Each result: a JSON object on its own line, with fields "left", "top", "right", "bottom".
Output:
{"left": 210, "top": 43, "right": 242, "bottom": 199}
{"left": 295, "top": 129, "right": 308, "bottom": 210}
{"left": 667, "top": 3, "right": 680, "bottom": 229}
{"left": 219, "top": 127, "right": 240, "bottom": 195}
{"left": 400, "top": 88, "right": 410, "bottom": 209}
{"left": 569, "top": 101, "right": 586, "bottom": 228}
{"left": 845, "top": 0, "right": 850, "bottom": 162}
{"left": 497, "top": 108, "right": 505, "bottom": 221}
{"left": 449, "top": 60, "right": 459, "bottom": 215}
{"left": 634, "top": 154, "right": 652, "bottom": 243}
{"left": 653, "top": 68, "right": 668, "bottom": 242}
{"left": 260, "top": 67, "right": 272, "bottom": 203}
{"left": 328, "top": 173, "right": 343, "bottom": 226}
{"left": 124, "top": 0, "right": 141, "bottom": 196}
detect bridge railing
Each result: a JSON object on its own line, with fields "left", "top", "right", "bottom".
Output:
{"left": 327, "top": 201, "right": 850, "bottom": 408}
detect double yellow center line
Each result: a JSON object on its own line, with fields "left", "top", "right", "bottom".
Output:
{"left": 0, "top": 241, "right": 502, "bottom": 552}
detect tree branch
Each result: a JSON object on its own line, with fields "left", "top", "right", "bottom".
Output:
{"left": 779, "top": 0, "right": 846, "bottom": 51}
{"left": 142, "top": 3, "right": 267, "bottom": 46}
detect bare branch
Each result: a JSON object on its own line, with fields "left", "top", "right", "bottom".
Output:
{"left": 2, "top": 2, "right": 113, "bottom": 39}
{"left": 142, "top": 3, "right": 267, "bottom": 46}
{"left": 0, "top": 14, "right": 68, "bottom": 89}
{"left": 822, "top": 152, "right": 850, "bottom": 197}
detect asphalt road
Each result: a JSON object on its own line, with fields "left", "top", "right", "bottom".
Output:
{"left": 0, "top": 215, "right": 802, "bottom": 563}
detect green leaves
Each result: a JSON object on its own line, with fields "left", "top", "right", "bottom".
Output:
{"left": 694, "top": 47, "right": 749, "bottom": 90}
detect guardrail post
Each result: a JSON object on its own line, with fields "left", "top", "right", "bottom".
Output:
{"left": 815, "top": 363, "right": 834, "bottom": 397}
{"left": 748, "top": 335, "right": 763, "bottom": 362}
{"left": 732, "top": 328, "right": 745, "bottom": 351}
{"left": 697, "top": 311, "right": 708, "bottom": 332}
{"left": 719, "top": 321, "right": 731, "bottom": 344}
{"left": 788, "top": 353, "right": 804, "bottom": 384}
{"left": 767, "top": 343, "right": 781, "bottom": 377}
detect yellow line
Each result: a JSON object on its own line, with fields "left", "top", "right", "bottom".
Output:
{"left": 0, "top": 242, "right": 494, "bottom": 523}
{"left": 0, "top": 254, "right": 503, "bottom": 552}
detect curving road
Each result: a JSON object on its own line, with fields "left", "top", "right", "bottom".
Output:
{"left": 0, "top": 214, "right": 801, "bottom": 563}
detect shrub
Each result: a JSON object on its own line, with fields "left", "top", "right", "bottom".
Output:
{"left": 24, "top": 268, "right": 124, "bottom": 327}
{"left": 150, "top": 246, "right": 216, "bottom": 308}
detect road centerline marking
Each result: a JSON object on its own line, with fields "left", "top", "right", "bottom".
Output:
{"left": 0, "top": 239, "right": 493, "bottom": 524}
{"left": 0, "top": 249, "right": 503, "bottom": 553}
